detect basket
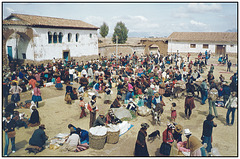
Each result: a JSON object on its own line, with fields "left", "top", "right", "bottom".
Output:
{"left": 106, "top": 130, "right": 120, "bottom": 144}
{"left": 89, "top": 133, "right": 107, "bottom": 150}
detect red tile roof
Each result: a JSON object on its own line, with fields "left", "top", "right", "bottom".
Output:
{"left": 3, "top": 13, "right": 99, "bottom": 30}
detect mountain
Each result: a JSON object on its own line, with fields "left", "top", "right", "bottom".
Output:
{"left": 226, "top": 28, "right": 237, "bottom": 32}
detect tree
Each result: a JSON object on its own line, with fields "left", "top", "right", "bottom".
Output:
{"left": 99, "top": 22, "right": 109, "bottom": 38}
{"left": 112, "top": 21, "right": 129, "bottom": 44}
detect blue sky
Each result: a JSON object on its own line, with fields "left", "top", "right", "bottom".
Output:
{"left": 3, "top": 2, "right": 237, "bottom": 37}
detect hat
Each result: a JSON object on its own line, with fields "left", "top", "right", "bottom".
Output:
{"left": 175, "top": 124, "right": 183, "bottom": 133}
{"left": 99, "top": 110, "right": 105, "bottom": 116}
{"left": 206, "top": 114, "right": 215, "bottom": 121}
{"left": 167, "top": 123, "right": 175, "bottom": 129}
{"left": 129, "top": 98, "right": 133, "bottom": 102}
{"left": 155, "top": 93, "right": 159, "bottom": 97}
{"left": 222, "top": 81, "right": 227, "bottom": 85}
{"left": 31, "top": 106, "right": 37, "bottom": 110}
{"left": 141, "top": 123, "right": 149, "bottom": 129}
{"left": 150, "top": 84, "right": 155, "bottom": 88}
{"left": 39, "top": 124, "right": 46, "bottom": 129}
{"left": 117, "top": 95, "right": 122, "bottom": 99}
{"left": 184, "top": 129, "right": 192, "bottom": 136}
{"left": 129, "top": 89, "right": 133, "bottom": 92}
{"left": 187, "top": 92, "right": 193, "bottom": 97}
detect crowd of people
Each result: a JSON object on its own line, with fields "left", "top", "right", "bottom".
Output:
{"left": 2, "top": 50, "right": 238, "bottom": 156}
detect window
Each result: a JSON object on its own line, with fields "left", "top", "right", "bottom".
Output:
{"left": 230, "top": 44, "right": 234, "bottom": 47}
{"left": 203, "top": 44, "right": 209, "bottom": 49}
{"left": 90, "top": 33, "right": 92, "bottom": 38}
{"left": 53, "top": 32, "right": 58, "bottom": 43}
{"left": 68, "top": 33, "right": 72, "bottom": 42}
{"left": 48, "top": 32, "right": 52, "bottom": 44}
{"left": 190, "top": 44, "right": 196, "bottom": 48}
{"left": 22, "top": 53, "right": 26, "bottom": 59}
{"left": 59, "top": 32, "right": 63, "bottom": 43}
{"left": 76, "top": 33, "right": 79, "bottom": 42}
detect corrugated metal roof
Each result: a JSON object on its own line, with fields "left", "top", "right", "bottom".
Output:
{"left": 168, "top": 32, "right": 237, "bottom": 42}
{"left": 3, "top": 13, "right": 99, "bottom": 29}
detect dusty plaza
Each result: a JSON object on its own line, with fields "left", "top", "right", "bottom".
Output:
{"left": 2, "top": 50, "right": 238, "bottom": 157}
{"left": 2, "top": 3, "right": 238, "bottom": 157}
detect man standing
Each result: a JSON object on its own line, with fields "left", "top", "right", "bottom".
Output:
{"left": 208, "top": 88, "right": 218, "bottom": 118}
{"left": 200, "top": 79, "right": 208, "bottom": 105}
{"left": 227, "top": 60, "right": 232, "bottom": 72}
{"left": 202, "top": 114, "right": 217, "bottom": 155}
{"left": 222, "top": 82, "right": 231, "bottom": 105}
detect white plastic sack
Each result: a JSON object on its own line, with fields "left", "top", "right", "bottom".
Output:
{"left": 107, "top": 124, "right": 120, "bottom": 132}
{"left": 111, "top": 107, "right": 132, "bottom": 120}
{"left": 137, "top": 106, "right": 151, "bottom": 116}
{"left": 89, "top": 126, "right": 107, "bottom": 136}
{"left": 118, "top": 121, "right": 131, "bottom": 136}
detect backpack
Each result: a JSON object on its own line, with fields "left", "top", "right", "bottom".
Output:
{"left": 209, "top": 88, "right": 218, "bottom": 101}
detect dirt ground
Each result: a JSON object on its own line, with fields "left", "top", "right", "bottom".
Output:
{"left": 4, "top": 54, "right": 238, "bottom": 157}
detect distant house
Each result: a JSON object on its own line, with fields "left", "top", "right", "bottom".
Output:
{"left": 167, "top": 32, "right": 237, "bottom": 55}
{"left": 3, "top": 13, "right": 99, "bottom": 64}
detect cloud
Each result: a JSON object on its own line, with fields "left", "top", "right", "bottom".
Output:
{"left": 190, "top": 20, "right": 207, "bottom": 27}
{"left": 187, "top": 3, "right": 222, "bottom": 13}
{"left": 173, "top": 12, "right": 190, "bottom": 18}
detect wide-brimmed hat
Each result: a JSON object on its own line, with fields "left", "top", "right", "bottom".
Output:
{"left": 141, "top": 123, "right": 149, "bottom": 129}
{"left": 206, "top": 114, "right": 215, "bottom": 121}
{"left": 184, "top": 129, "right": 192, "bottom": 136}
{"left": 187, "top": 92, "right": 193, "bottom": 97}
{"left": 39, "top": 124, "right": 46, "bottom": 129}
{"left": 175, "top": 124, "right": 183, "bottom": 133}
{"left": 222, "top": 81, "right": 227, "bottom": 85}
{"left": 99, "top": 110, "right": 105, "bottom": 116}
{"left": 155, "top": 93, "right": 159, "bottom": 97}
{"left": 167, "top": 123, "right": 175, "bottom": 129}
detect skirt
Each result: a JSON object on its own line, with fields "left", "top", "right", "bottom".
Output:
{"left": 55, "top": 83, "right": 63, "bottom": 89}
{"left": 32, "top": 95, "right": 42, "bottom": 102}
{"left": 171, "top": 110, "right": 177, "bottom": 119}
{"left": 11, "top": 94, "right": 20, "bottom": 102}
{"left": 160, "top": 142, "right": 171, "bottom": 156}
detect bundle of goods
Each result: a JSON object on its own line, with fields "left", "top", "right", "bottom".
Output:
{"left": 177, "top": 141, "right": 190, "bottom": 156}
{"left": 89, "top": 126, "right": 108, "bottom": 150}
{"left": 137, "top": 106, "right": 151, "bottom": 116}
{"left": 48, "top": 133, "right": 69, "bottom": 150}
{"left": 111, "top": 107, "right": 132, "bottom": 120}
{"left": 44, "top": 82, "right": 54, "bottom": 87}
{"left": 118, "top": 121, "right": 132, "bottom": 136}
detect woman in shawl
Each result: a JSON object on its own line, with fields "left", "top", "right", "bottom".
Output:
{"left": 28, "top": 106, "right": 40, "bottom": 127}
{"left": 134, "top": 123, "right": 149, "bottom": 156}
{"left": 159, "top": 123, "right": 175, "bottom": 156}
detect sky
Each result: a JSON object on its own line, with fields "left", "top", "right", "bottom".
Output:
{"left": 2, "top": 2, "right": 237, "bottom": 38}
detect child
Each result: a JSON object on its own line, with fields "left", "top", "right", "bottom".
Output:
{"left": 65, "top": 92, "right": 72, "bottom": 104}
{"left": 79, "top": 97, "right": 86, "bottom": 118}
{"left": 171, "top": 102, "right": 177, "bottom": 122}
{"left": 71, "top": 88, "right": 78, "bottom": 100}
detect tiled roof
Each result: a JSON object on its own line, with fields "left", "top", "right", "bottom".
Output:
{"left": 168, "top": 32, "right": 237, "bottom": 42}
{"left": 3, "top": 13, "right": 99, "bottom": 29}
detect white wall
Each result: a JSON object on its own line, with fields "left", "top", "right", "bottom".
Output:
{"left": 168, "top": 41, "right": 237, "bottom": 54}
{"left": 32, "top": 28, "right": 98, "bottom": 61}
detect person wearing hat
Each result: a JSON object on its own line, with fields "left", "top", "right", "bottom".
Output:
{"left": 200, "top": 79, "right": 208, "bottom": 105}
{"left": 173, "top": 124, "right": 183, "bottom": 143}
{"left": 3, "top": 112, "right": 16, "bottom": 156}
{"left": 184, "top": 92, "right": 195, "bottom": 120}
{"left": 92, "top": 110, "right": 106, "bottom": 127}
{"left": 88, "top": 95, "right": 98, "bottom": 128}
{"left": 134, "top": 123, "right": 149, "bottom": 156}
{"left": 184, "top": 129, "right": 206, "bottom": 156}
{"left": 159, "top": 123, "right": 175, "bottom": 156}
{"left": 104, "top": 84, "right": 112, "bottom": 104}
{"left": 201, "top": 114, "right": 217, "bottom": 154}
{"left": 29, "top": 124, "right": 48, "bottom": 149}
{"left": 125, "top": 88, "right": 134, "bottom": 104}
{"left": 32, "top": 82, "right": 42, "bottom": 108}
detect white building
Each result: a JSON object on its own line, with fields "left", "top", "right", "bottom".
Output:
{"left": 167, "top": 32, "right": 237, "bottom": 55}
{"left": 3, "top": 13, "right": 99, "bottom": 62}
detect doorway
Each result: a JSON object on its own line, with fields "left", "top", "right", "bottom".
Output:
{"left": 216, "top": 45, "right": 226, "bottom": 56}
{"left": 63, "top": 51, "right": 70, "bottom": 61}
{"left": 7, "top": 46, "right": 13, "bottom": 62}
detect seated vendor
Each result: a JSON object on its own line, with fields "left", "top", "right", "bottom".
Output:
{"left": 110, "top": 95, "right": 122, "bottom": 108}
{"left": 106, "top": 109, "right": 122, "bottom": 125}
{"left": 126, "top": 98, "right": 138, "bottom": 112}
{"left": 28, "top": 106, "right": 40, "bottom": 127}
{"left": 93, "top": 111, "right": 106, "bottom": 127}
{"left": 76, "top": 128, "right": 89, "bottom": 144}
{"left": 29, "top": 124, "right": 48, "bottom": 149}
